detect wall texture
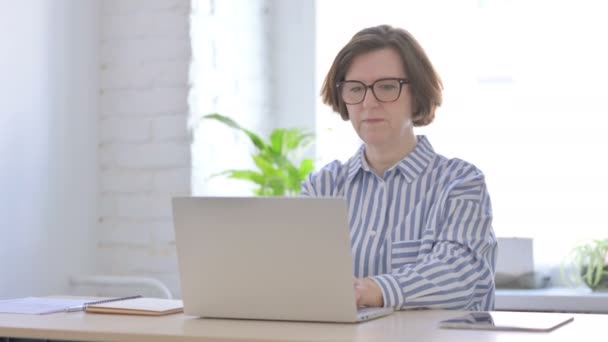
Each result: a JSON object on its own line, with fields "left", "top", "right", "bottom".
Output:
{"left": 97, "top": 0, "right": 192, "bottom": 296}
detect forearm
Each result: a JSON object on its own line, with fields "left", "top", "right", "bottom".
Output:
{"left": 371, "top": 241, "right": 496, "bottom": 310}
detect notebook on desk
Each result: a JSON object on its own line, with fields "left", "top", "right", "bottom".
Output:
{"left": 84, "top": 297, "right": 183, "bottom": 316}
{"left": 171, "top": 196, "right": 394, "bottom": 323}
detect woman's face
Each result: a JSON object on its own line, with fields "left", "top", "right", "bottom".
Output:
{"left": 343, "top": 48, "right": 414, "bottom": 148}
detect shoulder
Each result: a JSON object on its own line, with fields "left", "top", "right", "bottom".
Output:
{"left": 310, "top": 159, "right": 347, "bottom": 183}
{"left": 432, "top": 155, "right": 489, "bottom": 199}
{"left": 301, "top": 159, "right": 350, "bottom": 196}
{"left": 442, "top": 156, "right": 485, "bottom": 181}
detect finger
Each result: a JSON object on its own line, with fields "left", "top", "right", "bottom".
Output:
{"left": 354, "top": 287, "right": 362, "bottom": 306}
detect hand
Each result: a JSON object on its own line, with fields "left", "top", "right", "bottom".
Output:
{"left": 353, "top": 277, "right": 384, "bottom": 308}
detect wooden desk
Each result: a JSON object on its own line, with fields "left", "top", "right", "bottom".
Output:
{"left": 0, "top": 309, "right": 604, "bottom": 342}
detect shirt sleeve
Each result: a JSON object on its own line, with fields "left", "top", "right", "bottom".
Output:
{"left": 370, "top": 170, "right": 498, "bottom": 311}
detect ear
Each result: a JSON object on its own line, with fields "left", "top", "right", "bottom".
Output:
{"left": 413, "top": 108, "right": 435, "bottom": 127}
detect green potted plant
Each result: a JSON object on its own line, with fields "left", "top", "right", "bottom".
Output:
{"left": 562, "top": 239, "right": 608, "bottom": 292}
{"left": 201, "top": 113, "right": 315, "bottom": 196}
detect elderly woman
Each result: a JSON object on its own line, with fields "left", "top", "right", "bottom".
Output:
{"left": 302, "top": 25, "right": 497, "bottom": 311}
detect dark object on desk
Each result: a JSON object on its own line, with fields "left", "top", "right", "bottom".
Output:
{"left": 438, "top": 311, "right": 574, "bottom": 332}
{"left": 65, "top": 295, "right": 143, "bottom": 312}
{"left": 495, "top": 272, "right": 551, "bottom": 289}
{"left": 2, "top": 339, "right": 72, "bottom": 342}
{"left": 2, "top": 339, "right": 29, "bottom": 342}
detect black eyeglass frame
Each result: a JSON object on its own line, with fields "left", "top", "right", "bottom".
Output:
{"left": 336, "top": 77, "right": 410, "bottom": 104}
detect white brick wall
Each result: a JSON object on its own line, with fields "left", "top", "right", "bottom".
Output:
{"left": 100, "top": 88, "right": 189, "bottom": 115}
{"left": 96, "top": 0, "right": 281, "bottom": 298}
{"left": 98, "top": 0, "right": 192, "bottom": 297}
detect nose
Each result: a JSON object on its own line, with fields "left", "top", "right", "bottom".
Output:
{"left": 361, "top": 87, "right": 379, "bottom": 108}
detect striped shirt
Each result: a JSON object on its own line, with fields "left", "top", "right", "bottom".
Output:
{"left": 301, "top": 135, "right": 497, "bottom": 311}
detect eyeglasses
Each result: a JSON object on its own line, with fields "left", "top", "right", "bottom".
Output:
{"left": 336, "top": 78, "right": 410, "bottom": 105}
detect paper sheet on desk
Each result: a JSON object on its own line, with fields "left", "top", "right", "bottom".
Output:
{"left": 0, "top": 297, "right": 89, "bottom": 314}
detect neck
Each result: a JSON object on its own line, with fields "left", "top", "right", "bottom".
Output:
{"left": 365, "top": 134, "right": 417, "bottom": 177}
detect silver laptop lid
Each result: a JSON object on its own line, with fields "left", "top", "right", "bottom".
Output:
{"left": 172, "top": 196, "right": 361, "bottom": 322}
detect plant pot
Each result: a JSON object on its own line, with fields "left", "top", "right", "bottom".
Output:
{"left": 580, "top": 266, "right": 608, "bottom": 292}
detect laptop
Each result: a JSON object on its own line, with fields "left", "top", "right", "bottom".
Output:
{"left": 172, "top": 196, "right": 394, "bottom": 323}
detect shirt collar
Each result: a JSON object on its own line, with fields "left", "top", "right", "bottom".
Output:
{"left": 346, "top": 135, "right": 436, "bottom": 183}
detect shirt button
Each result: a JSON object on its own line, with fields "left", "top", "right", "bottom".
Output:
{"left": 369, "top": 231, "right": 377, "bottom": 236}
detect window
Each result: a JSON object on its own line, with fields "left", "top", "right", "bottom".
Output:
{"left": 315, "top": 0, "right": 608, "bottom": 268}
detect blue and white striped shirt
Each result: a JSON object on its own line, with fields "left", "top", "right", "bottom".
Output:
{"left": 301, "top": 136, "right": 497, "bottom": 311}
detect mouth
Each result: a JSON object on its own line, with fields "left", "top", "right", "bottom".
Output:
{"left": 362, "top": 118, "right": 385, "bottom": 124}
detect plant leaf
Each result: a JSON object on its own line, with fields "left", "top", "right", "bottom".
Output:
{"left": 203, "top": 113, "right": 269, "bottom": 152}
{"left": 270, "top": 129, "right": 287, "bottom": 155}
{"left": 284, "top": 128, "right": 314, "bottom": 152}
{"left": 264, "top": 176, "right": 287, "bottom": 196}
{"left": 253, "top": 155, "right": 279, "bottom": 176}
{"left": 284, "top": 165, "right": 302, "bottom": 194}
{"left": 298, "top": 158, "right": 315, "bottom": 179}
{"left": 201, "top": 113, "right": 317, "bottom": 197}
{"left": 222, "top": 170, "right": 266, "bottom": 186}
{"left": 260, "top": 149, "right": 292, "bottom": 169}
